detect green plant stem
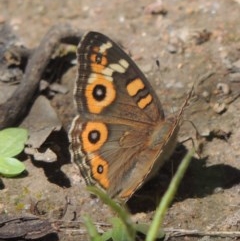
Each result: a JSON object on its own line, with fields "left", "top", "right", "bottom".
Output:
{"left": 146, "top": 149, "right": 194, "bottom": 241}
{"left": 87, "top": 186, "right": 136, "bottom": 240}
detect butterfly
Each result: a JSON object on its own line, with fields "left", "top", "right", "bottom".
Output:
{"left": 69, "top": 31, "right": 191, "bottom": 202}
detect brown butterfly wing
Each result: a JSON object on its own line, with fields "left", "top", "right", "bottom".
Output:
{"left": 69, "top": 31, "right": 187, "bottom": 201}
{"left": 74, "top": 31, "right": 165, "bottom": 124}
{"left": 70, "top": 115, "right": 178, "bottom": 201}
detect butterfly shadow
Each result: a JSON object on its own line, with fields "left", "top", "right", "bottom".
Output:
{"left": 29, "top": 128, "right": 72, "bottom": 188}
{"left": 127, "top": 144, "right": 240, "bottom": 213}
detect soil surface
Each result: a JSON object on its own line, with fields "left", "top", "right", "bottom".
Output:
{"left": 0, "top": 1, "right": 240, "bottom": 241}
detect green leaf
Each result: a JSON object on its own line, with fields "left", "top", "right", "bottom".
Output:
{"left": 83, "top": 215, "right": 103, "bottom": 241}
{"left": 111, "top": 217, "right": 131, "bottom": 241}
{"left": 134, "top": 223, "right": 164, "bottom": 239}
{"left": 100, "top": 230, "right": 113, "bottom": 241}
{"left": 0, "top": 157, "right": 25, "bottom": 177}
{"left": 0, "top": 128, "right": 28, "bottom": 157}
{"left": 87, "top": 186, "right": 136, "bottom": 240}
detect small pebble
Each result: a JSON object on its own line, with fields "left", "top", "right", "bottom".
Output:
{"left": 232, "top": 59, "right": 240, "bottom": 71}
{"left": 167, "top": 43, "right": 178, "bottom": 54}
{"left": 167, "top": 36, "right": 183, "bottom": 54}
{"left": 192, "top": 29, "right": 211, "bottom": 45}
{"left": 144, "top": 0, "right": 167, "bottom": 15}
{"left": 25, "top": 147, "right": 57, "bottom": 162}
{"left": 200, "top": 128, "right": 211, "bottom": 137}
{"left": 202, "top": 90, "right": 210, "bottom": 99}
{"left": 212, "top": 102, "right": 226, "bottom": 114}
{"left": 39, "top": 80, "right": 49, "bottom": 91}
{"left": 229, "top": 73, "right": 240, "bottom": 82}
{"left": 50, "top": 83, "right": 69, "bottom": 94}
{"left": 213, "top": 187, "right": 224, "bottom": 194}
{"left": 141, "top": 63, "right": 152, "bottom": 74}
{"left": 216, "top": 83, "right": 231, "bottom": 95}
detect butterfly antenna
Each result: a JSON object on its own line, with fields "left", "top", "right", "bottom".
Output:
{"left": 177, "top": 85, "right": 195, "bottom": 119}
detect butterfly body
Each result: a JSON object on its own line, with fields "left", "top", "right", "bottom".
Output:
{"left": 69, "top": 31, "right": 190, "bottom": 202}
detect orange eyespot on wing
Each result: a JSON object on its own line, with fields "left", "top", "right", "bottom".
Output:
{"left": 90, "top": 57, "right": 108, "bottom": 73}
{"left": 81, "top": 122, "right": 108, "bottom": 153}
{"left": 85, "top": 75, "right": 116, "bottom": 114}
{"left": 90, "top": 155, "right": 109, "bottom": 189}
{"left": 90, "top": 49, "right": 108, "bottom": 73}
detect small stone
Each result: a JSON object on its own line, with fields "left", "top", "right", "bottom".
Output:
{"left": 229, "top": 73, "right": 240, "bottom": 82}
{"left": 25, "top": 147, "right": 57, "bottom": 162}
{"left": 200, "top": 128, "right": 211, "bottom": 137}
{"left": 141, "top": 63, "right": 152, "bottom": 74}
{"left": 232, "top": 59, "right": 240, "bottom": 71}
{"left": 212, "top": 102, "right": 226, "bottom": 114}
{"left": 144, "top": 0, "right": 167, "bottom": 15}
{"left": 216, "top": 83, "right": 231, "bottom": 95}
{"left": 202, "top": 90, "right": 210, "bottom": 99}
{"left": 167, "top": 43, "right": 178, "bottom": 54}
{"left": 50, "top": 83, "right": 69, "bottom": 94}
{"left": 213, "top": 187, "right": 224, "bottom": 194}
{"left": 39, "top": 80, "right": 49, "bottom": 91}
{"left": 167, "top": 36, "right": 184, "bottom": 54}
{"left": 192, "top": 29, "right": 211, "bottom": 45}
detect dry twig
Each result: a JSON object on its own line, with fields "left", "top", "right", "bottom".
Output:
{"left": 0, "top": 24, "right": 83, "bottom": 129}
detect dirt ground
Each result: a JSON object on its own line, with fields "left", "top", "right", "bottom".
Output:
{"left": 0, "top": 0, "right": 240, "bottom": 240}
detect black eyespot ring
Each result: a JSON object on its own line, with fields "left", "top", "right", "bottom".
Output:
{"left": 97, "top": 164, "right": 104, "bottom": 174}
{"left": 93, "top": 84, "right": 106, "bottom": 101}
{"left": 88, "top": 130, "right": 100, "bottom": 144}
{"left": 95, "top": 53, "right": 102, "bottom": 64}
